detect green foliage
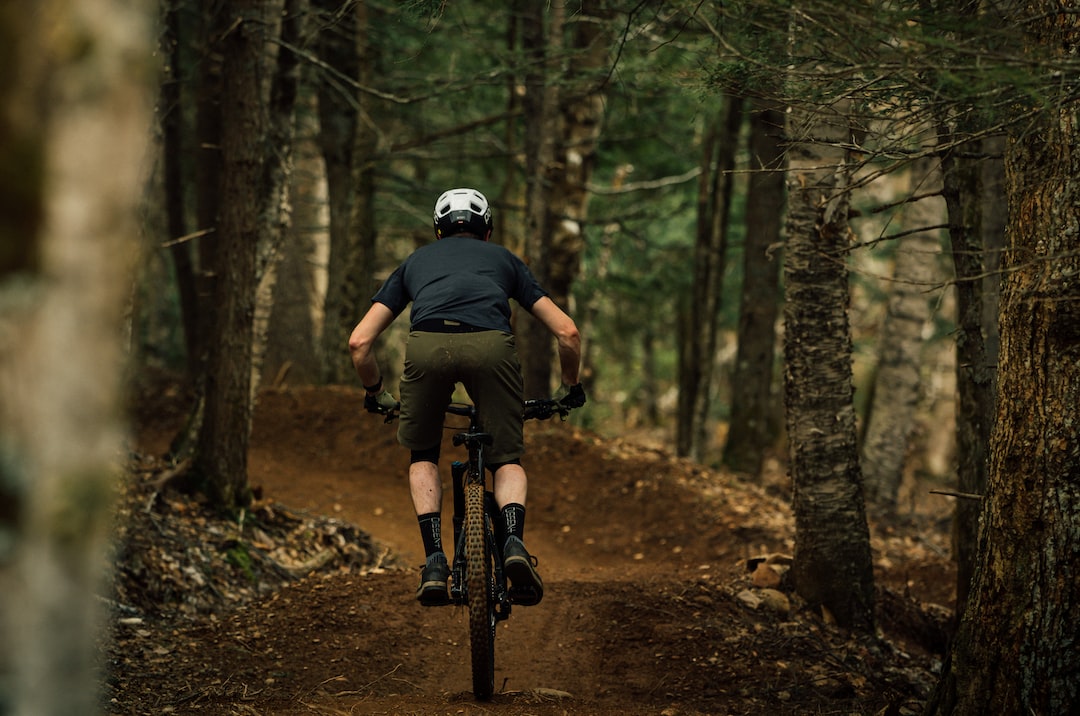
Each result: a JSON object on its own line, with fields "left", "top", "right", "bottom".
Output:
{"left": 139, "top": 0, "right": 1044, "bottom": 442}
{"left": 224, "top": 540, "right": 256, "bottom": 582}
{"left": 704, "top": 0, "right": 1066, "bottom": 143}
{"left": 400, "top": 0, "right": 446, "bottom": 20}
{"left": 344, "top": 1, "right": 737, "bottom": 418}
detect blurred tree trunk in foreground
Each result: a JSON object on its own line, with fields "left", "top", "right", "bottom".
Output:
{"left": 0, "top": 1, "right": 153, "bottom": 713}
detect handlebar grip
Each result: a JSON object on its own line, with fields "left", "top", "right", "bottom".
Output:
{"left": 523, "top": 399, "right": 570, "bottom": 421}
{"left": 366, "top": 397, "right": 400, "bottom": 422}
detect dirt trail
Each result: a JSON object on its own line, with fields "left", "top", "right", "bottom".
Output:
{"left": 108, "top": 384, "right": 953, "bottom": 715}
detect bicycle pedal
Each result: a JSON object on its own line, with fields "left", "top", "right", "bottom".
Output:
{"left": 417, "top": 588, "right": 452, "bottom": 607}
{"left": 508, "top": 586, "right": 542, "bottom": 606}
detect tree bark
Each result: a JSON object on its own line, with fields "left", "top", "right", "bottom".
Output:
{"left": 783, "top": 97, "right": 875, "bottom": 632}
{"left": 165, "top": 1, "right": 230, "bottom": 462}
{"left": 546, "top": 0, "right": 611, "bottom": 384}
{"left": 518, "top": 0, "right": 561, "bottom": 397}
{"left": 724, "top": 99, "right": 785, "bottom": 477}
{"left": 320, "top": 0, "right": 378, "bottom": 386}
{"left": 937, "top": 129, "right": 994, "bottom": 615}
{"left": 263, "top": 86, "right": 323, "bottom": 386}
{"left": 0, "top": 1, "right": 153, "bottom": 712}
{"left": 925, "top": 5, "right": 1080, "bottom": 712}
{"left": 253, "top": 0, "right": 306, "bottom": 390}
{"left": 677, "top": 96, "right": 742, "bottom": 460}
{"left": 160, "top": 1, "right": 200, "bottom": 376}
{"left": 194, "top": 0, "right": 266, "bottom": 508}
{"left": 950, "top": 132, "right": 1005, "bottom": 614}
{"left": 340, "top": 0, "right": 378, "bottom": 382}
{"left": 193, "top": 0, "right": 304, "bottom": 509}
{"left": 194, "top": 0, "right": 227, "bottom": 369}
{"left": 861, "top": 156, "right": 943, "bottom": 510}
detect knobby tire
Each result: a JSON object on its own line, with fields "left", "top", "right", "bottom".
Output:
{"left": 465, "top": 479, "right": 495, "bottom": 699}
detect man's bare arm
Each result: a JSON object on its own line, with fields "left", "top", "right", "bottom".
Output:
{"left": 348, "top": 302, "right": 396, "bottom": 389}
{"left": 531, "top": 296, "right": 581, "bottom": 387}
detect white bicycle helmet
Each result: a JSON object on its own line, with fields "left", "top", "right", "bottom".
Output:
{"left": 433, "top": 187, "right": 493, "bottom": 239}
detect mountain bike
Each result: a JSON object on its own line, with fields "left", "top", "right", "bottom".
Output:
{"left": 374, "top": 397, "right": 570, "bottom": 699}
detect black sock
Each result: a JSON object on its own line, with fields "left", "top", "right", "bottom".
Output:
{"left": 417, "top": 512, "right": 443, "bottom": 557}
{"left": 501, "top": 503, "right": 526, "bottom": 542}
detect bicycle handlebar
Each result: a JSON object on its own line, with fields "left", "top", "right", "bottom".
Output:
{"left": 369, "top": 398, "right": 572, "bottom": 423}
{"left": 522, "top": 398, "right": 570, "bottom": 421}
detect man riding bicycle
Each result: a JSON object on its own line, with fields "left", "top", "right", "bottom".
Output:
{"left": 348, "top": 187, "right": 586, "bottom": 607}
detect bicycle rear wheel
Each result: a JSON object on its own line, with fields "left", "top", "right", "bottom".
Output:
{"left": 464, "top": 479, "right": 495, "bottom": 699}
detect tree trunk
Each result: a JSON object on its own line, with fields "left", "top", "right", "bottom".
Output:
{"left": 165, "top": 0, "right": 229, "bottom": 462}
{"left": 341, "top": 0, "right": 378, "bottom": 382}
{"left": 193, "top": 0, "right": 304, "bottom": 509}
{"left": 937, "top": 130, "right": 994, "bottom": 616}
{"left": 783, "top": 98, "right": 875, "bottom": 632}
{"left": 160, "top": 1, "right": 200, "bottom": 376}
{"left": 0, "top": 1, "right": 153, "bottom": 713}
{"left": 723, "top": 99, "right": 785, "bottom": 477}
{"left": 925, "top": 7, "right": 1080, "bottom": 712}
{"left": 313, "top": 0, "right": 359, "bottom": 383}
{"left": 251, "top": 0, "right": 306, "bottom": 397}
{"left": 194, "top": 0, "right": 227, "bottom": 368}
{"left": 263, "top": 87, "right": 323, "bottom": 386}
{"left": 676, "top": 96, "right": 741, "bottom": 460}
{"left": 546, "top": 0, "right": 611, "bottom": 363}
{"left": 951, "top": 132, "right": 1005, "bottom": 614}
{"left": 194, "top": 0, "right": 266, "bottom": 508}
{"left": 861, "top": 156, "right": 944, "bottom": 510}
{"left": 518, "top": 0, "right": 561, "bottom": 397}
{"left": 978, "top": 134, "right": 1005, "bottom": 380}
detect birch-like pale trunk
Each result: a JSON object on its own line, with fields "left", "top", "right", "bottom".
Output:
{"left": 783, "top": 94, "right": 875, "bottom": 631}
{"left": 0, "top": 1, "right": 153, "bottom": 713}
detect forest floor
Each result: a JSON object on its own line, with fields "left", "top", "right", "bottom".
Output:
{"left": 104, "top": 378, "right": 956, "bottom": 715}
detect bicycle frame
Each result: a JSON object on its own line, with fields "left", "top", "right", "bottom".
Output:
{"left": 445, "top": 398, "right": 567, "bottom": 612}
{"left": 446, "top": 403, "right": 512, "bottom": 618}
{"left": 373, "top": 396, "right": 568, "bottom": 699}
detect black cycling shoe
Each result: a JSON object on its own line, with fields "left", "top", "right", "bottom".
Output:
{"left": 416, "top": 552, "right": 451, "bottom": 606}
{"left": 503, "top": 536, "right": 543, "bottom": 606}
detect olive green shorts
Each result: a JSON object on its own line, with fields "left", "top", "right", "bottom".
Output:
{"left": 397, "top": 330, "right": 525, "bottom": 464}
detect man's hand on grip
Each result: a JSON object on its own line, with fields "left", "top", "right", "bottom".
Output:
{"left": 554, "top": 382, "right": 586, "bottom": 410}
{"left": 364, "top": 390, "right": 399, "bottom": 414}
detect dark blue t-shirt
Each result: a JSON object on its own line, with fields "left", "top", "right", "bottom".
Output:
{"left": 372, "top": 235, "right": 547, "bottom": 332}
